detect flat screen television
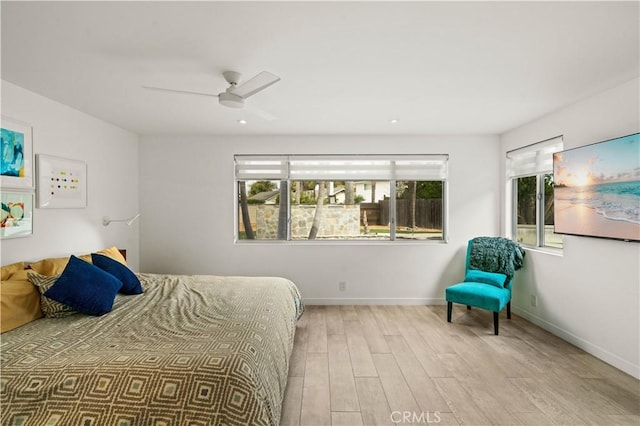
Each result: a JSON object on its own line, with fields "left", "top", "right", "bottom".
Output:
{"left": 553, "top": 132, "right": 639, "bottom": 242}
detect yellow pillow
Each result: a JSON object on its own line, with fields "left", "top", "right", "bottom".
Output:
{"left": 29, "top": 257, "right": 70, "bottom": 276}
{"left": 96, "top": 246, "right": 127, "bottom": 265}
{"left": 1, "top": 262, "right": 24, "bottom": 281}
{"left": 1, "top": 278, "right": 43, "bottom": 332}
{"left": 8, "top": 269, "right": 30, "bottom": 281}
{"left": 28, "top": 247, "right": 126, "bottom": 276}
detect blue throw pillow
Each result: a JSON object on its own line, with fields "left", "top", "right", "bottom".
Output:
{"left": 464, "top": 269, "right": 508, "bottom": 288}
{"left": 44, "top": 255, "right": 123, "bottom": 316}
{"left": 91, "top": 253, "right": 143, "bottom": 295}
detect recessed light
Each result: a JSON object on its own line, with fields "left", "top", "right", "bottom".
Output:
{"left": 237, "top": 119, "right": 247, "bottom": 125}
{"left": 390, "top": 118, "right": 399, "bottom": 124}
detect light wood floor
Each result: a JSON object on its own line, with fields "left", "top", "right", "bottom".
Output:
{"left": 281, "top": 305, "right": 640, "bottom": 426}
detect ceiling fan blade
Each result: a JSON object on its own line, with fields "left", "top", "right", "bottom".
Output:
{"left": 230, "top": 71, "right": 280, "bottom": 99}
{"left": 245, "top": 103, "right": 278, "bottom": 121}
{"left": 142, "top": 85, "right": 218, "bottom": 98}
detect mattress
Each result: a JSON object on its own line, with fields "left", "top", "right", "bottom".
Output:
{"left": 1, "top": 273, "right": 304, "bottom": 425}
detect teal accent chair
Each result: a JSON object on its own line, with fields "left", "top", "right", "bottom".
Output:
{"left": 446, "top": 241, "right": 513, "bottom": 335}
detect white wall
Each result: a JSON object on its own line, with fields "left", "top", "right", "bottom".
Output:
{"left": 0, "top": 81, "right": 140, "bottom": 270}
{"left": 501, "top": 78, "right": 640, "bottom": 378}
{"left": 139, "top": 135, "right": 500, "bottom": 304}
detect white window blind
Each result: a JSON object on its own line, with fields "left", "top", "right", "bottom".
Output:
{"left": 235, "top": 154, "right": 448, "bottom": 180}
{"left": 289, "top": 156, "right": 393, "bottom": 180}
{"left": 234, "top": 156, "right": 288, "bottom": 180}
{"left": 394, "top": 157, "right": 448, "bottom": 180}
{"left": 506, "top": 136, "right": 563, "bottom": 178}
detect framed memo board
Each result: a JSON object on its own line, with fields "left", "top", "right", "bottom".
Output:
{"left": 36, "top": 154, "right": 87, "bottom": 208}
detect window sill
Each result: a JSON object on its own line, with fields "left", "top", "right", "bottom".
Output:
{"left": 521, "top": 245, "right": 563, "bottom": 257}
{"left": 234, "top": 239, "right": 448, "bottom": 246}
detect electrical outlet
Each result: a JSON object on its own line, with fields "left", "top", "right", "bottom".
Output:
{"left": 339, "top": 281, "right": 346, "bottom": 291}
{"left": 530, "top": 295, "right": 537, "bottom": 307}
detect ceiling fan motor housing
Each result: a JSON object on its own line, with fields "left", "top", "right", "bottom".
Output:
{"left": 218, "top": 92, "right": 244, "bottom": 108}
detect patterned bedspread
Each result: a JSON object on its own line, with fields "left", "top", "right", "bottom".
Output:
{"left": 1, "top": 273, "right": 304, "bottom": 426}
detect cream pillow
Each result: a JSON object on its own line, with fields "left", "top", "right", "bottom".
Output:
{"left": 27, "top": 272, "right": 77, "bottom": 318}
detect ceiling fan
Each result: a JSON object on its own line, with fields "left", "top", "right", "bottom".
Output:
{"left": 142, "top": 70, "right": 280, "bottom": 120}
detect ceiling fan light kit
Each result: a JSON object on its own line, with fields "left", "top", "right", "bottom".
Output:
{"left": 218, "top": 92, "right": 244, "bottom": 108}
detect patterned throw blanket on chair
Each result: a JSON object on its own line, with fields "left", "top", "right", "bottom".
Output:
{"left": 469, "top": 237, "right": 525, "bottom": 283}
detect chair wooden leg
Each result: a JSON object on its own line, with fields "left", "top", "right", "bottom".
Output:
{"left": 466, "top": 305, "right": 471, "bottom": 310}
{"left": 493, "top": 311, "right": 499, "bottom": 335}
{"left": 507, "top": 302, "right": 511, "bottom": 319}
{"left": 447, "top": 302, "right": 452, "bottom": 322}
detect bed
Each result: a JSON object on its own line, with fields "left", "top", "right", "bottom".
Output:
{"left": 1, "top": 263, "right": 304, "bottom": 426}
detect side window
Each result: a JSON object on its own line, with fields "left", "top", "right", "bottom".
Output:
{"left": 514, "top": 176, "right": 537, "bottom": 246}
{"left": 508, "top": 137, "right": 564, "bottom": 249}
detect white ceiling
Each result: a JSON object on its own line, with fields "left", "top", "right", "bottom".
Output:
{"left": 1, "top": 1, "right": 638, "bottom": 136}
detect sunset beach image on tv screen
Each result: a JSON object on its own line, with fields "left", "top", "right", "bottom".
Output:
{"left": 553, "top": 133, "right": 639, "bottom": 242}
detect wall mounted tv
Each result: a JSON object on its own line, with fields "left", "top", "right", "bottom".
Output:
{"left": 553, "top": 133, "right": 639, "bottom": 242}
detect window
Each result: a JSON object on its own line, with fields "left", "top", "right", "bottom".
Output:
{"left": 394, "top": 180, "right": 444, "bottom": 240}
{"left": 507, "top": 137, "right": 563, "bottom": 249}
{"left": 235, "top": 155, "right": 448, "bottom": 242}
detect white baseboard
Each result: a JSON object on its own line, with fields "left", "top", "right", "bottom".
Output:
{"left": 304, "top": 298, "right": 447, "bottom": 306}
{"left": 513, "top": 306, "right": 639, "bottom": 379}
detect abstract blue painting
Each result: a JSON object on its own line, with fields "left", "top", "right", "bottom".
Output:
{"left": 0, "top": 117, "right": 33, "bottom": 189}
{"left": 1, "top": 128, "right": 25, "bottom": 177}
